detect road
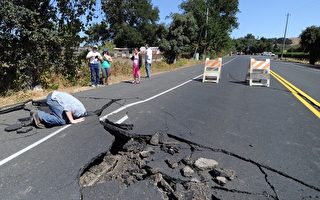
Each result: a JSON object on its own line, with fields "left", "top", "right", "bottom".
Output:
{"left": 0, "top": 56, "right": 319, "bottom": 200}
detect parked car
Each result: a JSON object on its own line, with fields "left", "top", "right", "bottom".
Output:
{"left": 262, "top": 52, "right": 275, "bottom": 56}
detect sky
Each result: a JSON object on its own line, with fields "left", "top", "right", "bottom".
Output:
{"left": 151, "top": 0, "right": 320, "bottom": 39}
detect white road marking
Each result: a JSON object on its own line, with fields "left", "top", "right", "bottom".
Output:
{"left": 99, "top": 56, "right": 238, "bottom": 121}
{"left": 115, "top": 115, "right": 128, "bottom": 124}
{"left": 0, "top": 125, "right": 71, "bottom": 167}
{"left": 0, "top": 56, "right": 237, "bottom": 167}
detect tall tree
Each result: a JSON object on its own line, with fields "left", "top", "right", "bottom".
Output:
{"left": 300, "top": 26, "right": 320, "bottom": 65}
{"left": 101, "top": 0, "right": 159, "bottom": 47}
{"left": 0, "top": 0, "right": 96, "bottom": 94}
{"left": 180, "top": 0, "right": 239, "bottom": 56}
{"left": 159, "top": 13, "right": 198, "bottom": 63}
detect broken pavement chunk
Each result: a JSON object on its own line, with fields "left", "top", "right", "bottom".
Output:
{"left": 213, "top": 176, "right": 227, "bottom": 186}
{"left": 181, "top": 156, "right": 194, "bottom": 166}
{"left": 194, "top": 158, "right": 218, "bottom": 171}
{"left": 149, "top": 132, "right": 170, "bottom": 145}
{"left": 210, "top": 168, "right": 236, "bottom": 180}
{"left": 122, "top": 138, "right": 146, "bottom": 153}
{"left": 140, "top": 146, "right": 155, "bottom": 158}
{"left": 181, "top": 166, "right": 195, "bottom": 177}
{"left": 165, "top": 159, "right": 179, "bottom": 169}
{"left": 160, "top": 144, "right": 180, "bottom": 155}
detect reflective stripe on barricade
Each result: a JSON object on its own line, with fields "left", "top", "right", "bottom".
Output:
{"left": 202, "top": 58, "right": 222, "bottom": 83}
{"left": 248, "top": 58, "right": 270, "bottom": 87}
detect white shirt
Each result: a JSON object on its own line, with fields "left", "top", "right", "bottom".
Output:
{"left": 86, "top": 51, "right": 102, "bottom": 64}
{"left": 145, "top": 48, "right": 152, "bottom": 64}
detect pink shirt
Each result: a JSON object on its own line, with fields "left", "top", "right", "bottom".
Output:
{"left": 133, "top": 54, "right": 139, "bottom": 68}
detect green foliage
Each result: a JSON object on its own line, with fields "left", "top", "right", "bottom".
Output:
{"left": 100, "top": 0, "right": 160, "bottom": 47}
{"left": 233, "top": 34, "right": 283, "bottom": 54}
{"left": 102, "top": 42, "right": 116, "bottom": 54}
{"left": 277, "top": 38, "right": 293, "bottom": 45}
{"left": 76, "top": 63, "right": 91, "bottom": 86}
{"left": 180, "top": 0, "right": 239, "bottom": 57}
{"left": 85, "top": 22, "right": 110, "bottom": 45}
{"left": 280, "top": 52, "right": 309, "bottom": 60}
{"left": 287, "top": 46, "right": 302, "bottom": 53}
{"left": 0, "top": 0, "right": 241, "bottom": 94}
{"left": 159, "top": 13, "right": 198, "bottom": 63}
{"left": 300, "top": 26, "right": 320, "bottom": 65}
{"left": 0, "top": 0, "right": 96, "bottom": 95}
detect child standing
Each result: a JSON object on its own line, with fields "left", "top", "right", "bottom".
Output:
{"left": 131, "top": 48, "right": 142, "bottom": 84}
{"left": 101, "top": 49, "right": 113, "bottom": 85}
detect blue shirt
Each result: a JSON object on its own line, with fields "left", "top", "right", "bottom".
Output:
{"left": 51, "top": 91, "right": 86, "bottom": 118}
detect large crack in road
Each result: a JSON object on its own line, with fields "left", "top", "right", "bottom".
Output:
{"left": 79, "top": 115, "right": 320, "bottom": 200}
{"left": 2, "top": 98, "right": 319, "bottom": 199}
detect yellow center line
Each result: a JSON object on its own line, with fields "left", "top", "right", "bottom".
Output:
{"left": 270, "top": 70, "right": 320, "bottom": 118}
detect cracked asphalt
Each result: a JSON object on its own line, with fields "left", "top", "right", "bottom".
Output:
{"left": 0, "top": 55, "right": 319, "bottom": 200}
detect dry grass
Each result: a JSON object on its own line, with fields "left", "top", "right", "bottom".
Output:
{"left": 0, "top": 59, "right": 203, "bottom": 107}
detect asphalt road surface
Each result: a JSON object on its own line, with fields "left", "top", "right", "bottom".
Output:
{"left": 0, "top": 55, "right": 319, "bottom": 200}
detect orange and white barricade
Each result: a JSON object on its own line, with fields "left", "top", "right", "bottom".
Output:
{"left": 202, "top": 58, "right": 222, "bottom": 83}
{"left": 248, "top": 58, "right": 270, "bottom": 87}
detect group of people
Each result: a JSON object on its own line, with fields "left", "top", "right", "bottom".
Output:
{"left": 85, "top": 44, "right": 153, "bottom": 86}
{"left": 29, "top": 44, "right": 153, "bottom": 129}
{"left": 86, "top": 46, "right": 113, "bottom": 86}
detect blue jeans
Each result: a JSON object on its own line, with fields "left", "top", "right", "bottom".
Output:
{"left": 145, "top": 62, "right": 151, "bottom": 78}
{"left": 90, "top": 63, "right": 100, "bottom": 85}
{"left": 37, "top": 93, "right": 68, "bottom": 126}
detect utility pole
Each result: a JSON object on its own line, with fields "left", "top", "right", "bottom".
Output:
{"left": 281, "top": 13, "right": 290, "bottom": 60}
{"left": 203, "top": 7, "right": 209, "bottom": 58}
{"left": 204, "top": 7, "right": 209, "bottom": 41}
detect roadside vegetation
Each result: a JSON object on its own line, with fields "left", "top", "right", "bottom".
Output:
{"left": 233, "top": 26, "right": 320, "bottom": 66}
{"left": 0, "top": 58, "right": 202, "bottom": 107}
{"left": 1, "top": 0, "right": 318, "bottom": 105}
{"left": 0, "top": 0, "right": 239, "bottom": 104}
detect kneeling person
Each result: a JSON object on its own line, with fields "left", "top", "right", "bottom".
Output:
{"left": 32, "top": 91, "right": 86, "bottom": 128}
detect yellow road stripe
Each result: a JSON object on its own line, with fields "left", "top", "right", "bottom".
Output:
{"left": 271, "top": 70, "right": 320, "bottom": 107}
{"left": 270, "top": 70, "right": 320, "bottom": 118}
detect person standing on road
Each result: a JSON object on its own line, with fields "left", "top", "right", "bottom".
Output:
{"left": 86, "top": 45, "right": 102, "bottom": 87}
{"left": 131, "top": 48, "right": 142, "bottom": 84}
{"left": 101, "top": 48, "right": 113, "bottom": 85}
{"left": 144, "top": 44, "right": 152, "bottom": 78}
{"left": 31, "top": 91, "right": 86, "bottom": 128}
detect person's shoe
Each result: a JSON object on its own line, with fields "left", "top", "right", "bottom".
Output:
{"left": 30, "top": 110, "right": 45, "bottom": 129}
{"left": 24, "top": 101, "right": 37, "bottom": 111}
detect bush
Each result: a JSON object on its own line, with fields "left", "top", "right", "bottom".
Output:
{"left": 280, "top": 52, "right": 309, "bottom": 60}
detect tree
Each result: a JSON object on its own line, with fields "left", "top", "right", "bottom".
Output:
{"left": 233, "top": 35, "right": 280, "bottom": 54}
{"left": 159, "top": 13, "right": 198, "bottom": 63}
{"left": 101, "top": 0, "right": 159, "bottom": 47}
{"left": 276, "top": 38, "right": 293, "bottom": 45}
{"left": 300, "top": 26, "right": 320, "bottom": 65}
{"left": 85, "top": 22, "right": 110, "bottom": 45}
{"left": 0, "top": 0, "right": 96, "bottom": 94}
{"left": 180, "top": 0, "right": 239, "bottom": 57}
